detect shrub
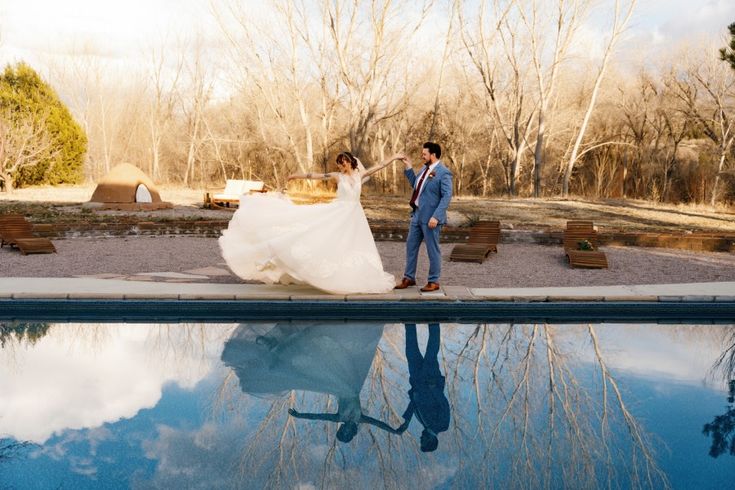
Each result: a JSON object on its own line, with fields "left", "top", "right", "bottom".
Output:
{"left": 0, "top": 62, "right": 86, "bottom": 189}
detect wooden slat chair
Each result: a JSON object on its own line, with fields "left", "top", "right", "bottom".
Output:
{"left": 0, "top": 214, "right": 56, "bottom": 255}
{"left": 449, "top": 220, "right": 501, "bottom": 263}
{"left": 562, "top": 220, "right": 607, "bottom": 269}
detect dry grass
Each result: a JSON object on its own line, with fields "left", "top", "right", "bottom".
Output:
{"left": 1, "top": 184, "right": 734, "bottom": 233}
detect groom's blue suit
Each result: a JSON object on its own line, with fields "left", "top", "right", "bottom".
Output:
{"left": 403, "top": 162, "right": 453, "bottom": 284}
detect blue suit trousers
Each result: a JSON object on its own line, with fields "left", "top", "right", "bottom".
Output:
{"left": 404, "top": 214, "right": 442, "bottom": 283}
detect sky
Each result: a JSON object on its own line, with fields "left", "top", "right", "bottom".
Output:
{"left": 0, "top": 0, "right": 734, "bottom": 94}
{"left": 2, "top": 0, "right": 734, "bottom": 64}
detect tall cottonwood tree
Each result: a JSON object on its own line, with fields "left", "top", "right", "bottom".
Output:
{"left": 520, "top": 0, "right": 590, "bottom": 197}
{"left": 457, "top": 0, "right": 537, "bottom": 196}
{"left": 561, "top": 0, "right": 636, "bottom": 196}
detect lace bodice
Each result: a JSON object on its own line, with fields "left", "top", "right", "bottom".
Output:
{"left": 336, "top": 172, "right": 362, "bottom": 202}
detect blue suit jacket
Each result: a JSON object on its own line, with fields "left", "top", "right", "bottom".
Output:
{"left": 404, "top": 162, "right": 453, "bottom": 225}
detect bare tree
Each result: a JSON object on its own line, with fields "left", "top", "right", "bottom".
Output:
{"left": 520, "top": 0, "right": 589, "bottom": 197}
{"left": 667, "top": 47, "right": 735, "bottom": 206}
{"left": 326, "top": 0, "right": 432, "bottom": 159}
{"left": 180, "top": 37, "right": 214, "bottom": 187}
{"left": 457, "top": 0, "right": 537, "bottom": 196}
{"left": 561, "top": 0, "right": 637, "bottom": 196}
{"left": 147, "top": 40, "right": 183, "bottom": 181}
{"left": 0, "top": 111, "right": 57, "bottom": 192}
{"left": 214, "top": 0, "right": 325, "bottom": 184}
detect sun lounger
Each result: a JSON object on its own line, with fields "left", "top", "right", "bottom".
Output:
{"left": 0, "top": 214, "right": 56, "bottom": 255}
{"left": 566, "top": 249, "right": 609, "bottom": 269}
{"left": 205, "top": 179, "right": 266, "bottom": 209}
{"left": 562, "top": 220, "right": 607, "bottom": 268}
{"left": 449, "top": 221, "right": 501, "bottom": 263}
{"left": 562, "top": 220, "right": 599, "bottom": 252}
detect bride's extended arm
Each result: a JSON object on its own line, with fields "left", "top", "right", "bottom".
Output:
{"left": 361, "top": 154, "right": 404, "bottom": 180}
{"left": 288, "top": 408, "right": 340, "bottom": 422}
{"left": 287, "top": 172, "right": 338, "bottom": 182}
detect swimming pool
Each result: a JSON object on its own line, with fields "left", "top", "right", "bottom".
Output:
{"left": 1, "top": 321, "right": 733, "bottom": 489}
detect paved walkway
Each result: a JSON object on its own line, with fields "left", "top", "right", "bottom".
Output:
{"left": 1, "top": 277, "right": 734, "bottom": 302}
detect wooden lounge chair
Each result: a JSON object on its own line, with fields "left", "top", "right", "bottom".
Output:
{"left": 205, "top": 179, "right": 266, "bottom": 209}
{"left": 567, "top": 249, "right": 608, "bottom": 269}
{"left": 449, "top": 221, "right": 500, "bottom": 263}
{"left": 562, "top": 220, "right": 597, "bottom": 251}
{"left": 562, "top": 220, "right": 607, "bottom": 268}
{"left": 0, "top": 214, "right": 57, "bottom": 255}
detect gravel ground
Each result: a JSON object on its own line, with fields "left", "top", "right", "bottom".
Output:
{"left": 2, "top": 236, "right": 735, "bottom": 288}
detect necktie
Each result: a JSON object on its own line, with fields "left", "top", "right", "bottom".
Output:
{"left": 409, "top": 165, "right": 431, "bottom": 211}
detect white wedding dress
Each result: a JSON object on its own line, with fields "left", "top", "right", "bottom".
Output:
{"left": 220, "top": 322, "right": 384, "bottom": 400}
{"left": 219, "top": 172, "right": 395, "bottom": 294}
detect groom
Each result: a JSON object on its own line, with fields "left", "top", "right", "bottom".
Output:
{"left": 395, "top": 142, "right": 453, "bottom": 292}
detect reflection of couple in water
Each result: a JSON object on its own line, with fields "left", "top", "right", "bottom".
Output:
{"left": 221, "top": 322, "right": 450, "bottom": 452}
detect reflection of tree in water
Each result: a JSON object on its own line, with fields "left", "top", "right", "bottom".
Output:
{"left": 704, "top": 326, "right": 735, "bottom": 458}
{"left": 0, "top": 322, "right": 51, "bottom": 348}
{"left": 444, "top": 323, "right": 668, "bottom": 489}
{"left": 216, "top": 323, "right": 670, "bottom": 489}
{"left": 703, "top": 380, "right": 735, "bottom": 458}
{"left": 0, "top": 439, "right": 36, "bottom": 464}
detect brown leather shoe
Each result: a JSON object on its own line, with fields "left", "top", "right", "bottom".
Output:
{"left": 420, "top": 282, "right": 441, "bottom": 292}
{"left": 394, "top": 278, "right": 416, "bottom": 289}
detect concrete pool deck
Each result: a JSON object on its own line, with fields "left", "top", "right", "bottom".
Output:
{"left": 1, "top": 277, "right": 734, "bottom": 302}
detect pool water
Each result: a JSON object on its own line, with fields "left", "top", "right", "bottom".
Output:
{"left": 1, "top": 321, "right": 734, "bottom": 489}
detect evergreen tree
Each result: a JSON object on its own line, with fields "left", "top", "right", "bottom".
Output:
{"left": 720, "top": 22, "right": 735, "bottom": 71}
{"left": 0, "top": 62, "right": 86, "bottom": 188}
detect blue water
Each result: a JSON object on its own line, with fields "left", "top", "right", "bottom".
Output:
{"left": 1, "top": 322, "right": 734, "bottom": 489}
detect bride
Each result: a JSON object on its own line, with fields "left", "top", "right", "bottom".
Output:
{"left": 219, "top": 152, "right": 402, "bottom": 294}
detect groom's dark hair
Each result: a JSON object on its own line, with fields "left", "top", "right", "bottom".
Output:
{"left": 423, "top": 142, "right": 441, "bottom": 159}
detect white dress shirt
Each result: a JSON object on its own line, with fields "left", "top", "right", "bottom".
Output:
{"left": 415, "top": 161, "right": 440, "bottom": 207}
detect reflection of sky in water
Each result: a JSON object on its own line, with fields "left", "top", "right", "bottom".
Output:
{"left": 1, "top": 322, "right": 734, "bottom": 489}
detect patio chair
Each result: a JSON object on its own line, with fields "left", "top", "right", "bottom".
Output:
{"left": 449, "top": 220, "right": 501, "bottom": 263}
{"left": 0, "top": 214, "right": 56, "bottom": 255}
{"left": 205, "top": 179, "right": 266, "bottom": 209}
{"left": 562, "top": 220, "right": 607, "bottom": 269}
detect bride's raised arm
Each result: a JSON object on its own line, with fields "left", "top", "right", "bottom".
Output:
{"left": 286, "top": 171, "right": 339, "bottom": 183}
{"left": 360, "top": 154, "right": 404, "bottom": 182}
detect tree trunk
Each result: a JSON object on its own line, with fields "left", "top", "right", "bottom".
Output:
{"left": 533, "top": 111, "right": 545, "bottom": 197}
{"left": 562, "top": 0, "right": 636, "bottom": 196}
{"left": 710, "top": 150, "right": 727, "bottom": 206}
{"left": 0, "top": 174, "right": 13, "bottom": 193}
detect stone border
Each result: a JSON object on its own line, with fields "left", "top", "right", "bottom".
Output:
{"left": 28, "top": 221, "right": 735, "bottom": 251}
{"left": 0, "top": 290, "right": 732, "bottom": 303}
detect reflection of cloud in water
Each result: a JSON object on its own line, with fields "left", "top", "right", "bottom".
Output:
{"left": 0, "top": 323, "right": 237, "bottom": 443}
{"left": 556, "top": 324, "right": 726, "bottom": 387}
{"left": 4, "top": 322, "right": 730, "bottom": 488}
{"left": 139, "top": 421, "right": 247, "bottom": 490}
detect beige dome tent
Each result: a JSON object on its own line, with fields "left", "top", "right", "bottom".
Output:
{"left": 87, "top": 163, "right": 172, "bottom": 210}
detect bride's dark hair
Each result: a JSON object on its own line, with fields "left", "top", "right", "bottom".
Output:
{"left": 336, "top": 152, "right": 358, "bottom": 170}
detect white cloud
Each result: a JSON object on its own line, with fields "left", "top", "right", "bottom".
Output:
{"left": 556, "top": 323, "right": 729, "bottom": 387}
{"left": 0, "top": 323, "right": 236, "bottom": 443}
